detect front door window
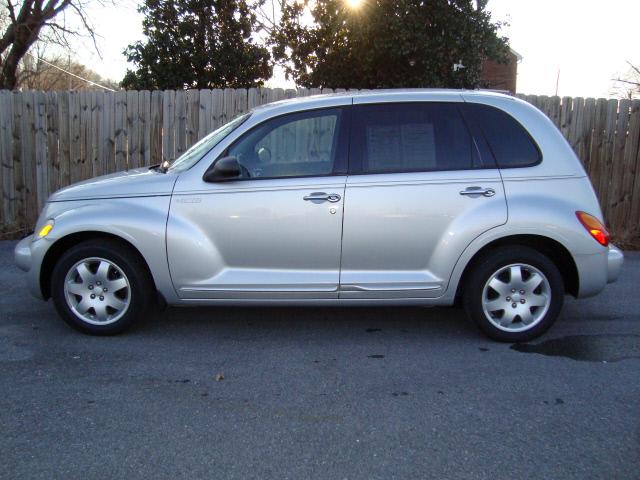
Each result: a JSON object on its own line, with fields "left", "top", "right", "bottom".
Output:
{"left": 227, "top": 108, "right": 343, "bottom": 179}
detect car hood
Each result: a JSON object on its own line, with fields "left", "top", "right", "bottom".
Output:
{"left": 49, "top": 167, "right": 178, "bottom": 202}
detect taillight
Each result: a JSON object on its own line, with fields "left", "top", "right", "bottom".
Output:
{"left": 576, "top": 211, "right": 610, "bottom": 247}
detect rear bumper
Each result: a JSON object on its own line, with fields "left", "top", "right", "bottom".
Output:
{"left": 575, "top": 244, "right": 623, "bottom": 298}
{"left": 607, "top": 245, "right": 624, "bottom": 283}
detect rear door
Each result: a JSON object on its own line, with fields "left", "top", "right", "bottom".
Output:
{"left": 339, "top": 100, "right": 507, "bottom": 298}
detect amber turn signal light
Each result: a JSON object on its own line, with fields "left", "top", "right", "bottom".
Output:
{"left": 575, "top": 211, "right": 609, "bottom": 247}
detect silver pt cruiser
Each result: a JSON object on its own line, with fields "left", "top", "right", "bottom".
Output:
{"left": 15, "top": 90, "right": 624, "bottom": 341}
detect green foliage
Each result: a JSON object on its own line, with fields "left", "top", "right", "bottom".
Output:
{"left": 122, "top": 0, "right": 272, "bottom": 90}
{"left": 271, "top": 0, "right": 510, "bottom": 89}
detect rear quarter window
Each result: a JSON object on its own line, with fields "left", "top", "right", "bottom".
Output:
{"left": 465, "top": 103, "right": 541, "bottom": 168}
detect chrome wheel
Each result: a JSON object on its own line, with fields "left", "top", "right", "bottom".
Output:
{"left": 481, "top": 263, "right": 551, "bottom": 333}
{"left": 63, "top": 257, "right": 131, "bottom": 325}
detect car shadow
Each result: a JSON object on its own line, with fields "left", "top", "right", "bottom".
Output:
{"left": 135, "top": 305, "right": 478, "bottom": 341}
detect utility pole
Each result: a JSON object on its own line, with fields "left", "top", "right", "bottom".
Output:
{"left": 555, "top": 69, "right": 560, "bottom": 96}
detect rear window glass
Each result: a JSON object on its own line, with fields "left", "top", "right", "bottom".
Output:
{"left": 465, "top": 104, "right": 541, "bottom": 168}
{"left": 352, "top": 103, "right": 483, "bottom": 173}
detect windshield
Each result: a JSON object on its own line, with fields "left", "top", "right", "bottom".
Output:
{"left": 166, "top": 113, "right": 250, "bottom": 172}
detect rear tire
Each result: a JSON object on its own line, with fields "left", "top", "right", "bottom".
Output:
{"left": 463, "top": 246, "right": 564, "bottom": 342}
{"left": 51, "top": 239, "right": 152, "bottom": 335}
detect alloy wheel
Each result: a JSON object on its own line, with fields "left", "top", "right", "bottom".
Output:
{"left": 63, "top": 257, "right": 131, "bottom": 325}
{"left": 481, "top": 263, "right": 551, "bottom": 332}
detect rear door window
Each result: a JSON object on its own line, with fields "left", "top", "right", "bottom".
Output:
{"left": 463, "top": 103, "right": 541, "bottom": 168}
{"left": 350, "top": 103, "right": 487, "bottom": 174}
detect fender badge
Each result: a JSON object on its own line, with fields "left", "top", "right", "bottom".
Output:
{"left": 175, "top": 197, "right": 202, "bottom": 204}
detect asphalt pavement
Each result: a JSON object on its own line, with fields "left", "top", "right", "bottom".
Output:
{"left": 1, "top": 240, "right": 638, "bottom": 479}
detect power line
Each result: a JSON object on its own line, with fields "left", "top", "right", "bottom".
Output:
{"left": 24, "top": 51, "right": 117, "bottom": 92}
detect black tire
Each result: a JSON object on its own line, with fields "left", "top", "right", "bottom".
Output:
{"left": 463, "top": 246, "right": 564, "bottom": 342}
{"left": 51, "top": 239, "right": 153, "bottom": 335}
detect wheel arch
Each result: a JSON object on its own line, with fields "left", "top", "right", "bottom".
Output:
{"left": 40, "top": 231, "right": 157, "bottom": 300}
{"left": 454, "top": 234, "right": 579, "bottom": 304}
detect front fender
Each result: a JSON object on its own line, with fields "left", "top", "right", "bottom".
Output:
{"left": 31, "top": 196, "right": 178, "bottom": 303}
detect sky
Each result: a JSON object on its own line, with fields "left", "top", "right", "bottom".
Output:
{"left": 66, "top": 0, "right": 639, "bottom": 98}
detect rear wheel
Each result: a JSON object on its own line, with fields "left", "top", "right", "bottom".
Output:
{"left": 51, "top": 240, "right": 152, "bottom": 335}
{"left": 463, "top": 246, "right": 564, "bottom": 342}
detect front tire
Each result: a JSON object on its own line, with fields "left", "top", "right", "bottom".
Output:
{"left": 463, "top": 246, "right": 564, "bottom": 342}
{"left": 51, "top": 240, "right": 152, "bottom": 335}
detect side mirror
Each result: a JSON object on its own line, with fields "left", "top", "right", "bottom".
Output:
{"left": 203, "top": 156, "right": 242, "bottom": 182}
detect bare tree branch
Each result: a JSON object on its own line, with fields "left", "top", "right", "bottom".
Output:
{"left": 0, "top": 0, "right": 105, "bottom": 89}
{"left": 6, "top": 1, "right": 17, "bottom": 22}
{"left": 66, "top": 1, "right": 99, "bottom": 53}
{"left": 611, "top": 78, "right": 640, "bottom": 87}
{"left": 610, "top": 61, "right": 640, "bottom": 99}
{"left": 627, "top": 61, "right": 640, "bottom": 78}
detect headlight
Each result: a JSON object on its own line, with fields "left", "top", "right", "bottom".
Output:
{"left": 38, "top": 220, "right": 54, "bottom": 238}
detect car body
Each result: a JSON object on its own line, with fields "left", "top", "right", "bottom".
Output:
{"left": 14, "top": 89, "right": 624, "bottom": 340}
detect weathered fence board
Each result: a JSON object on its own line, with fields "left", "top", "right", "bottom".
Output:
{"left": 150, "top": 91, "right": 163, "bottom": 167}
{"left": 0, "top": 91, "right": 13, "bottom": 225}
{"left": 140, "top": 90, "right": 151, "bottom": 168}
{"left": 11, "top": 92, "right": 24, "bottom": 231}
{"left": 46, "top": 92, "right": 59, "bottom": 196}
{"left": 174, "top": 90, "right": 187, "bottom": 158}
{"left": 114, "top": 91, "right": 127, "bottom": 173}
{"left": 21, "top": 92, "right": 37, "bottom": 226}
{"left": 79, "top": 91, "right": 92, "bottom": 184}
{"left": 1, "top": 88, "right": 639, "bottom": 246}
{"left": 100, "top": 91, "right": 115, "bottom": 176}
{"left": 34, "top": 91, "right": 48, "bottom": 213}
{"left": 162, "top": 89, "right": 175, "bottom": 163}
{"left": 186, "top": 89, "right": 199, "bottom": 151}
{"left": 621, "top": 101, "right": 640, "bottom": 228}
{"left": 58, "top": 92, "right": 70, "bottom": 187}
{"left": 68, "top": 91, "right": 81, "bottom": 185}
{"left": 126, "top": 90, "right": 140, "bottom": 170}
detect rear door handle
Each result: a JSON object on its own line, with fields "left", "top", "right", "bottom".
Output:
{"left": 303, "top": 192, "right": 341, "bottom": 203}
{"left": 459, "top": 187, "right": 496, "bottom": 197}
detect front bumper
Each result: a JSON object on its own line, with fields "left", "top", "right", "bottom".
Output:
{"left": 14, "top": 234, "right": 47, "bottom": 299}
{"left": 607, "top": 244, "right": 624, "bottom": 283}
{"left": 14, "top": 235, "right": 33, "bottom": 272}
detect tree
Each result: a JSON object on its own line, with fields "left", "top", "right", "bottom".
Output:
{"left": 0, "top": 0, "right": 99, "bottom": 90}
{"left": 121, "top": 0, "right": 272, "bottom": 90}
{"left": 611, "top": 61, "right": 640, "bottom": 100}
{"left": 271, "top": 0, "right": 509, "bottom": 89}
{"left": 18, "top": 48, "right": 118, "bottom": 90}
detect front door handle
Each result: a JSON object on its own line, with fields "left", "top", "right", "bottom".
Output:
{"left": 459, "top": 187, "right": 496, "bottom": 198}
{"left": 303, "top": 192, "right": 341, "bottom": 203}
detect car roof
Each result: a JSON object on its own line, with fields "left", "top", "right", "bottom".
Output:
{"left": 252, "top": 89, "right": 515, "bottom": 113}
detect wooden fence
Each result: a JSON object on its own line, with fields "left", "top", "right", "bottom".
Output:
{"left": 0, "top": 88, "right": 639, "bottom": 246}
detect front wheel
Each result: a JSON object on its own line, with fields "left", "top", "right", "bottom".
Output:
{"left": 51, "top": 240, "right": 152, "bottom": 335}
{"left": 463, "top": 246, "right": 564, "bottom": 342}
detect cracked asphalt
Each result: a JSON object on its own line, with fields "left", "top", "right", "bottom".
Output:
{"left": 1, "top": 241, "right": 638, "bottom": 479}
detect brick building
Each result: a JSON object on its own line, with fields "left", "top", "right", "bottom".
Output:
{"left": 480, "top": 48, "right": 522, "bottom": 94}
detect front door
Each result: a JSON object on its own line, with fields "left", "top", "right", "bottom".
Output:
{"left": 339, "top": 101, "right": 508, "bottom": 298}
{"left": 167, "top": 107, "right": 349, "bottom": 299}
